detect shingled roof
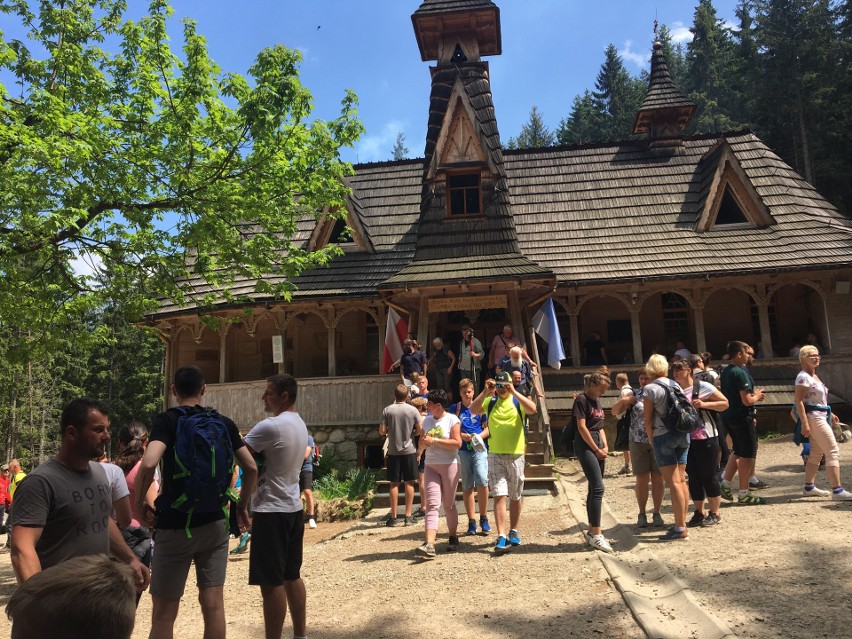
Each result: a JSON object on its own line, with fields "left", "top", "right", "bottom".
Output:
{"left": 379, "top": 62, "right": 552, "bottom": 288}
{"left": 505, "top": 131, "right": 852, "bottom": 284}
{"left": 413, "top": 0, "right": 497, "bottom": 15}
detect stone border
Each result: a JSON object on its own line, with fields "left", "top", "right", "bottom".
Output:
{"left": 556, "top": 467, "right": 738, "bottom": 639}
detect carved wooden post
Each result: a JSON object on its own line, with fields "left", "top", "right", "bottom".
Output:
{"left": 327, "top": 308, "right": 337, "bottom": 377}
{"left": 630, "top": 308, "right": 643, "bottom": 365}
{"left": 694, "top": 303, "right": 707, "bottom": 354}
{"left": 754, "top": 285, "right": 774, "bottom": 358}
{"left": 568, "top": 294, "right": 581, "bottom": 367}
{"left": 218, "top": 324, "right": 229, "bottom": 384}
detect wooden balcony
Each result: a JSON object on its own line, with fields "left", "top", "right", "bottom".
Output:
{"left": 196, "top": 375, "right": 399, "bottom": 431}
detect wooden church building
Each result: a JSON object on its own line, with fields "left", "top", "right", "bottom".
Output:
{"left": 150, "top": 0, "right": 852, "bottom": 467}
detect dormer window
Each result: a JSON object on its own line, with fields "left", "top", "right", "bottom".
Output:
{"left": 327, "top": 218, "right": 352, "bottom": 244}
{"left": 714, "top": 186, "right": 749, "bottom": 225}
{"left": 447, "top": 172, "right": 481, "bottom": 216}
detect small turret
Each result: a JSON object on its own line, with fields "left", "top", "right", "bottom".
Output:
{"left": 633, "top": 39, "right": 696, "bottom": 152}
{"left": 412, "top": 0, "right": 501, "bottom": 65}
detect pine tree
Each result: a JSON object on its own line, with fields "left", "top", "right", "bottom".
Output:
{"left": 591, "top": 45, "right": 644, "bottom": 140}
{"left": 686, "top": 0, "right": 740, "bottom": 132}
{"left": 658, "top": 25, "right": 688, "bottom": 90}
{"left": 510, "top": 106, "right": 556, "bottom": 149}
{"left": 392, "top": 131, "right": 409, "bottom": 160}
{"left": 556, "top": 91, "right": 600, "bottom": 145}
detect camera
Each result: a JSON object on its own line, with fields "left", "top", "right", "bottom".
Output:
{"left": 495, "top": 382, "right": 505, "bottom": 388}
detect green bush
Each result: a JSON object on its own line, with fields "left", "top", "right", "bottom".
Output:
{"left": 314, "top": 466, "right": 380, "bottom": 501}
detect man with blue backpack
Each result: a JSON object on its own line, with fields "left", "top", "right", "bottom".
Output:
{"left": 136, "top": 364, "right": 257, "bottom": 639}
{"left": 470, "top": 371, "right": 537, "bottom": 555}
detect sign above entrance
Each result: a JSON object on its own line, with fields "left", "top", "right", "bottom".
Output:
{"left": 427, "top": 294, "right": 508, "bottom": 313}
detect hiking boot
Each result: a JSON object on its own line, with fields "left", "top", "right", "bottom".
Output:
{"left": 637, "top": 513, "right": 649, "bottom": 528}
{"left": 585, "top": 532, "right": 614, "bottom": 553}
{"left": 749, "top": 479, "right": 769, "bottom": 490}
{"left": 738, "top": 492, "right": 767, "bottom": 505}
{"left": 687, "top": 511, "right": 705, "bottom": 528}
{"left": 617, "top": 464, "right": 632, "bottom": 476}
{"left": 404, "top": 515, "right": 415, "bottom": 526}
{"left": 803, "top": 486, "right": 830, "bottom": 497}
{"left": 720, "top": 482, "right": 734, "bottom": 501}
{"left": 658, "top": 527, "right": 689, "bottom": 541}
{"left": 701, "top": 512, "right": 721, "bottom": 527}
{"left": 386, "top": 516, "right": 399, "bottom": 527}
{"left": 416, "top": 543, "right": 436, "bottom": 559}
{"left": 230, "top": 532, "right": 250, "bottom": 554}
{"left": 651, "top": 512, "right": 665, "bottom": 528}
{"left": 508, "top": 529, "right": 521, "bottom": 546}
{"left": 479, "top": 515, "right": 491, "bottom": 534}
{"left": 466, "top": 518, "right": 477, "bottom": 536}
{"left": 307, "top": 515, "right": 317, "bottom": 529}
{"left": 832, "top": 489, "right": 852, "bottom": 501}
{"left": 494, "top": 536, "right": 510, "bottom": 555}
{"left": 447, "top": 535, "right": 460, "bottom": 552}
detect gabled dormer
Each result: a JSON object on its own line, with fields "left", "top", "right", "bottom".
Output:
{"left": 696, "top": 140, "right": 774, "bottom": 231}
{"left": 308, "top": 192, "right": 374, "bottom": 253}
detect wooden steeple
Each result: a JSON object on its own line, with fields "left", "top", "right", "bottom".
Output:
{"left": 633, "top": 39, "right": 697, "bottom": 152}
{"left": 381, "top": 0, "right": 551, "bottom": 289}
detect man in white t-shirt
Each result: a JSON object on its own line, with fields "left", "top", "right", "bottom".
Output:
{"left": 244, "top": 374, "right": 310, "bottom": 639}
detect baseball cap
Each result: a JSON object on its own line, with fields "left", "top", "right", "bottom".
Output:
{"left": 495, "top": 371, "right": 511, "bottom": 383}
{"left": 1, "top": 464, "right": 8, "bottom": 471}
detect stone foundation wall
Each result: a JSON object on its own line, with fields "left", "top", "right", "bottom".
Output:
{"left": 310, "top": 424, "right": 379, "bottom": 465}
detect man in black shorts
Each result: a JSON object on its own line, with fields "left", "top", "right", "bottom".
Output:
{"left": 244, "top": 374, "right": 310, "bottom": 639}
{"left": 719, "top": 341, "right": 767, "bottom": 505}
{"left": 379, "top": 384, "right": 423, "bottom": 526}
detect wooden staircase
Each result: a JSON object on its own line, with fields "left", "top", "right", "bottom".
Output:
{"left": 373, "top": 392, "right": 557, "bottom": 508}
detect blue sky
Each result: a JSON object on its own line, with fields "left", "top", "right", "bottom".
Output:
{"left": 6, "top": 0, "right": 740, "bottom": 163}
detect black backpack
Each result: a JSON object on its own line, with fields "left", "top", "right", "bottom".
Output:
{"left": 653, "top": 381, "right": 702, "bottom": 434}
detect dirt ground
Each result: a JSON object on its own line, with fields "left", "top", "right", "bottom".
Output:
{"left": 0, "top": 435, "right": 850, "bottom": 638}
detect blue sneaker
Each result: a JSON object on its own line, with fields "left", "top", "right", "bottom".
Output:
{"left": 465, "top": 519, "right": 477, "bottom": 536}
{"left": 494, "top": 535, "right": 509, "bottom": 555}
{"left": 479, "top": 515, "right": 491, "bottom": 534}
{"left": 508, "top": 529, "right": 521, "bottom": 546}
{"left": 230, "top": 531, "right": 250, "bottom": 555}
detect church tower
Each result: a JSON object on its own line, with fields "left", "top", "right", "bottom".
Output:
{"left": 383, "top": 0, "right": 550, "bottom": 289}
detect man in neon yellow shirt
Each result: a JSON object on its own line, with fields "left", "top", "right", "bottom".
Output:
{"left": 471, "top": 372, "right": 537, "bottom": 555}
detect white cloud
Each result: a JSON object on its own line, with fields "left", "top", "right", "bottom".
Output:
{"left": 670, "top": 22, "right": 693, "bottom": 44}
{"left": 619, "top": 40, "right": 650, "bottom": 69}
{"left": 356, "top": 119, "right": 407, "bottom": 163}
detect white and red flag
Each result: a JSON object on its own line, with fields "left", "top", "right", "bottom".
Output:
{"left": 382, "top": 307, "right": 408, "bottom": 373}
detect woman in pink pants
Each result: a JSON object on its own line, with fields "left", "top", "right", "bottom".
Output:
{"left": 415, "top": 389, "right": 462, "bottom": 559}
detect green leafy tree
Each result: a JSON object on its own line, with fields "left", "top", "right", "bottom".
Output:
{"left": 0, "top": 0, "right": 364, "bottom": 342}
{"left": 392, "top": 131, "right": 409, "bottom": 160}
{"left": 507, "top": 105, "right": 555, "bottom": 149}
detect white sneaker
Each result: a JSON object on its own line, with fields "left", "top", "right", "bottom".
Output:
{"left": 832, "top": 489, "right": 852, "bottom": 501}
{"left": 803, "top": 486, "right": 831, "bottom": 497}
{"left": 308, "top": 517, "right": 317, "bottom": 528}
{"left": 585, "top": 532, "right": 614, "bottom": 554}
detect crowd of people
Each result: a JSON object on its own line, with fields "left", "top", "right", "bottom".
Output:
{"left": 3, "top": 331, "right": 850, "bottom": 636}
{"left": 4, "top": 366, "right": 312, "bottom": 639}
{"left": 573, "top": 339, "right": 852, "bottom": 552}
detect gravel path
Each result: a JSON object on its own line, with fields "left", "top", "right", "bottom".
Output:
{"left": 1, "top": 434, "right": 849, "bottom": 638}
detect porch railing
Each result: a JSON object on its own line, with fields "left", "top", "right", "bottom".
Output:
{"left": 190, "top": 375, "right": 400, "bottom": 431}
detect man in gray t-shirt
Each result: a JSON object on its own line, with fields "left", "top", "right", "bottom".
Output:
{"left": 379, "top": 384, "right": 423, "bottom": 525}
{"left": 10, "top": 398, "right": 149, "bottom": 591}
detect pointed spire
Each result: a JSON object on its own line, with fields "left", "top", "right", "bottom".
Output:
{"left": 633, "top": 39, "right": 696, "bottom": 144}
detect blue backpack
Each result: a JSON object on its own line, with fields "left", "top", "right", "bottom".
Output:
{"left": 170, "top": 406, "right": 235, "bottom": 538}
